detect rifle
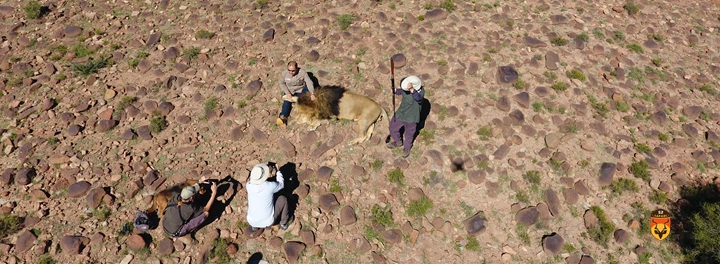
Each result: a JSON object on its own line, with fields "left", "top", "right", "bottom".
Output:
{"left": 390, "top": 59, "right": 396, "bottom": 115}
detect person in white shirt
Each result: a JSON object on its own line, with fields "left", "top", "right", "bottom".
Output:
{"left": 246, "top": 163, "right": 294, "bottom": 230}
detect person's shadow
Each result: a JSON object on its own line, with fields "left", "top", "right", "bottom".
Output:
{"left": 306, "top": 72, "right": 321, "bottom": 88}
{"left": 247, "top": 252, "right": 266, "bottom": 264}
{"left": 276, "top": 162, "right": 300, "bottom": 219}
{"left": 195, "top": 175, "right": 241, "bottom": 230}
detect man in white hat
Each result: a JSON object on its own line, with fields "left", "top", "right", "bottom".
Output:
{"left": 387, "top": 75, "right": 426, "bottom": 158}
{"left": 162, "top": 177, "right": 218, "bottom": 245}
{"left": 246, "top": 163, "right": 294, "bottom": 230}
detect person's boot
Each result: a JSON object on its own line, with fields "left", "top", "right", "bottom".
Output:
{"left": 281, "top": 215, "right": 295, "bottom": 231}
{"left": 276, "top": 116, "right": 287, "bottom": 127}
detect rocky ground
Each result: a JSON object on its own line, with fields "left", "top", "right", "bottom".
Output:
{"left": 1, "top": 0, "right": 720, "bottom": 263}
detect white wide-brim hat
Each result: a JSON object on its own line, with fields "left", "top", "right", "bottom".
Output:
{"left": 400, "top": 76, "right": 422, "bottom": 91}
{"left": 249, "top": 163, "right": 270, "bottom": 184}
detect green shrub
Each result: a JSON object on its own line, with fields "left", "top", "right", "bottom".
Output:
{"left": 329, "top": 178, "right": 342, "bottom": 193}
{"left": 651, "top": 58, "right": 663, "bottom": 67}
{"left": 623, "top": 2, "right": 640, "bottom": 15}
{"left": 255, "top": 0, "right": 269, "bottom": 9}
{"left": 71, "top": 43, "right": 92, "bottom": 58}
{"left": 49, "top": 45, "right": 68, "bottom": 61}
{"left": 0, "top": 214, "right": 21, "bottom": 239}
{"left": 658, "top": 133, "right": 669, "bottom": 142}
{"left": 649, "top": 190, "right": 668, "bottom": 204}
{"left": 204, "top": 97, "right": 219, "bottom": 111}
{"left": 532, "top": 102, "right": 543, "bottom": 112}
{"left": 387, "top": 168, "right": 405, "bottom": 187}
{"left": 616, "top": 101, "right": 630, "bottom": 112}
{"left": 23, "top": 0, "right": 43, "bottom": 19}
{"left": 417, "top": 15, "right": 425, "bottom": 21}
{"left": 369, "top": 159, "right": 383, "bottom": 171}
{"left": 436, "top": 59, "right": 448, "bottom": 66}
{"left": 550, "top": 37, "right": 568, "bottom": 46}
{"left": 551, "top": 82, "right": 568, "bottom": 91}
{"left": 419, "top": 129, "right": 435, "bottom": 145}
{"left": 149, "top": 116, "right": 167, "bottom": 134}
{"left": 699, "top": 84, "right": 718, "bottom": 96}
{"left": 651, "top": 34, "right": 665, "bottom": 42}
{"left": 195, "top": 30, "right": 215, "bottom": 39}
{"left": 513, "top": 78, "right": 526, "bottom": 90}
{"left": 476, "top": 126, "right": 491, "bottom": 140}
{"left": 515, "top": 190, "right": 530, "bottom": 203}
{"left": 35, "top": 255, "right": 56, "bottom": 264}
{"left": 610, "top": 178, "right": 639, "bottom": 194}
{"left": 439, "top": 0, "right": 455, "bottom": 12}
{"left": 587, "top": 206, "right": 616, "bottom": 246}
{"left": 613, "top": 30, "right": 626, "bottom": 41}
{"left": 369, "top": 204, "right": 394, "bottom": 227}
{"left": 465, "top": 235, "right": 480, "bottom": 252}
{"left": 208, "top": 238, "right": 232, "bottom": 264}
{"left": 566, "top": 69, "right": 586, "bottom": 81}
{"left": 577, "top": 32, "right": 589, "bottom": 41}
{"left": 92, "top": 206, "right": 111, "bottom": 221}
{"left": 183, "top": 47, "right": 200, "bottom": 60}
{"left": 337, "top": 14, "right": 355, "bottom": 30}
{"left": 407, "top": 196, "right": 433, "bottom": 218}
{"left": 593, "top": 29, "right": 605, "bottom": 38}
{"left": 128, "top": 58, "right": 139, "bottom": 68}
{"left": 423, "top": 3, "right": 434, "bottom": 10}
{"left": 626, "top": 43, "right": 644, "bottom": 53}
{"left": 635, "top": 143, "right": 651, "bottom": 154}
{"left": 627, "top": 67, "right": 645, "bottom": 84}
{"left": 236, "top": 101, "right": 247, "bottom": 108}
{"left": 72, "top": 57, "right": 107, "bottom": 77}
{"left": 685, "top": 202, "right": 720, "bottom": 263}
{"left": 630, "top": 160, "right": 651, "bottom": 182}
{"left": 523, "top": 170, "right": 541, "bottom": 185}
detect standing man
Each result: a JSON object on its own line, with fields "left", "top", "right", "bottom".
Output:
{"left": 246, "top": 163, "right": 295, "bottom": 231}
{"left": 162, "top": 177, "right": 218, "bottom": 245}
{"left": 387, "top": 76, "right": 425, "bottom": 158}
{"left": 277, "top": 61, "right": 315, "bottom": 127}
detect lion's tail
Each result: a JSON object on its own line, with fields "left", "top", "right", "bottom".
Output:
{"left": 380, "top": 107, "right": 388, "bottom": 123}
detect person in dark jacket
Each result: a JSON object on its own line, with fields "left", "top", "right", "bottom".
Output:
{"left": 162, "top": 177, "right": 218, "bottom": 245}
{"left": 387, "top": 76, "right": 425, "bottom": 158}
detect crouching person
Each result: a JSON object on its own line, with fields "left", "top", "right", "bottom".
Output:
{"left": 162, "top": 179, "right": 218, "bottom": 245}
{"left": 246, "top": 163, "right": 295, "bottom": 231}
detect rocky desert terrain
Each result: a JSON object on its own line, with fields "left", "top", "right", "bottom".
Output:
{"left": 1, "top": 0, "right": 720, "bottom": 263}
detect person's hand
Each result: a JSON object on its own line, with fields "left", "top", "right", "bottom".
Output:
{"left": 285, "top": 93, "right": 292, "bottom": 100}
{"left": 409, "top": 87, "right": 415, "bottom": 93}
{"left": 210, "top": 182, "right": 218, "bottom": 193}
{"left": 310, "top": 94, "right": 316, "bottom": 101}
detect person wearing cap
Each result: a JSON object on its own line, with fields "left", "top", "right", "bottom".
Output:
{"left": 387, "top": 76, "right": 425, "bottom": 158}
{"left": 161, "top": 177, "right": 218, "bottom": 245}
{"left": 277, "top": 61, "right": 316, "bottom": 127}
{"left": 246, "top": 163, "right": 294, "bottom": 231}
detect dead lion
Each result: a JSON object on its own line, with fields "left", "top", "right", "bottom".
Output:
{"left": 290, "top": 85, "right": 388, "bottom": 145}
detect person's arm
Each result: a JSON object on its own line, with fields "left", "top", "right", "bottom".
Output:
{"left": 272, "top": 171, "right": 285, "bottom": 193}
{"left": 279, "top": 72, "right": 291, "bottom": 98}
{"left": 203, "top": 182, "right": 218, "bottom": 213}
{"left": 410, "top": 88, "right": 424, "bottom": 102}
{"left": 394, "top": 88, "right": 403, "bottom": 95}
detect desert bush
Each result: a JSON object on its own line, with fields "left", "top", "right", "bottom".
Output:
{"left": 387, "top": 168, "right": 405, "bottom": 187}
{"left": 439, "top": 0, "right": 455, "bottom": 12}
{"left": 476, "top": 126, "right": 491, "bottom": 140}
{"left": 23, "top": 0, "right": 44, "bottom": 19}
{"left": 577, "top": 32, "right": 589, "bottom": 41}
{"left": 369, "top": 204, "right": 394, "bottom": 227}
{"left": 626, "top": 43, "right": 644, "bottom": 53}
{"left": 587, "top": 206, "right": 616, "bottom": 246}
{"left": 406, "top": 196, "right": 433, "bottom": 218}
{"left": 551, "top": 82, "right": 568, "bottom": 91}
{"left": 623, "top": 2, "right": 640, "bottom": 15}
{"left": 208, "top": 238, "right": 232, "bottom": 264}
{"left": 630, "top": 160, "right": 651, "bottom": 182}
{"left": 610, "top": 178, "right": 639, "bottom": 194}
{"left": 566, "top": 69, "right": 586, "bottom": 81}
{"left": 72, "top": 57, "right": 107, "bottom": 77}
{"left": 0, "top": 214, "right": 20, "bottom": 239}
{"left": 337, "top": 14, "right": 355, "bottom": 30}
{"left": 550, "top": 37, "right": 568, "bottom": 46}
{"left": 150, "top": 116, "right": 167, "bottom": 134}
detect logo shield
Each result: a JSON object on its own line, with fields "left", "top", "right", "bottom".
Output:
{"left": 650, "top": 209, "right": 671, "bottom": 241}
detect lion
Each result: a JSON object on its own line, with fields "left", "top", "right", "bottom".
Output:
{"left": 146, "top": 179, "right": 206, "bottom": 217}
{"left": 290, "top": 85, "right": 388, "bottom": 145}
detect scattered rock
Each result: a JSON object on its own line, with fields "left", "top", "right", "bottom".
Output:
{"left": 498, "top": 66, "right": 518, "bottom": 83}
{"left": 15, "top": 230, "right": 37, "bottom": 253}
{"left": 599, "top": 163, "right": 616, "bottom": 186}
{"left": 68, "top": 181, "right": 91, "bottom": 197}
{"left": 340, "top": 206, "right": 356, "bottom": 225}
{"left": 545, "top": 189, "right": 560, "bottom": 217}
{"left": 283, "top": 241, "right": 305, "bottom": 264}
{"left": 316, "top": 166, "right": 333, "bottom": 182}
{"left": 60, "top": 236, "right": 89, "bottom": 255}
{"left": 299, "top": 230, "right": 315, "bottom": 246}
{"left": 391, "top": 54, "right": 406, "bottom": 68}
{"left": 158, "top": 238, "right": 174, "bottom": 255}
{"left": 464, "top": 212, "right": 487, "bottom": 235}
{"left": 318, "top": 193, "right": 339, "bottom": 211}
{"left": 515, "top": 207, "right": 539, "bottom": 226}
{"left": 614, "top": 229, "right": 629, "bottom": 244}
{"left": 583, "top": 210, "right": 598, "bottom": 228}
{"left": 127, "top": 234, "right": 147, "bottom": 251}
{"left": 542, "top": 233, "right": 564, "bottom": 256}
{"left": 545, "top": 133, "right": 561, "bottom": 149}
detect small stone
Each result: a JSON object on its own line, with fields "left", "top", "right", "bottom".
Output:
{"left": 68, "top": 181, "right": 91, "bottom": 197}
{"left": 127, "top": 234, "right": 147, "bottom": 251}
{"left": 318, "top": 193, "right": 339, "bottom": 211}
{"left": 391, "top": 54, "right": 406, "bottom": 68}
{"left": 283, "top": 241, "right": 305, "bottom": 264}
{"left": 542, "top": 233, "right": 564, "bottom": 256}
{"left": 340, "top": 206, "right": 357, "bottom": 225}
{"left": 614, "top": 229, "right": 629, "bottom": 244}
{"left": 515, "top": 206, "right": 539, "bottom": 226}
{"left": 599, "top": 163, "right": 616, "bottom": 186}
